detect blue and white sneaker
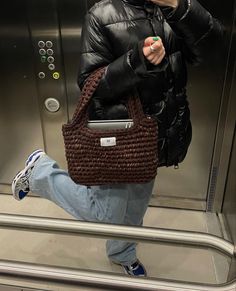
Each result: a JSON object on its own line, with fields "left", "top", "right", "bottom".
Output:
{"left": 25, "top": 149, "right": 45, "bottom": 167}
{"left": 12, "top": 149, "right": 45, "bottom": 201}
{"left": 122, "top": 260, "right": 147, "bottom": 277}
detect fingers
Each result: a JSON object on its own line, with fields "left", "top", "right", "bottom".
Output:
{"left": 145, "top": 39, "right": 164, "bottom": 57}
{"left": 148, "top": 51, "right": 165, "bottom": 65}
{"left": 143, "top": 37, "right": 166, "bottom": 65}
{"left": 144, "top": 36, "right": 158, "bottom": 47}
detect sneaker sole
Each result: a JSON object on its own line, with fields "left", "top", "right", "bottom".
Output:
{"left": 12, "top": 164, "right": 33, "bottom": 201}
{"left": 122, "top": 266, "right": 146, "bottom": 277}
{"left": 115, "top": 261, "right": 147, "bottom": 277}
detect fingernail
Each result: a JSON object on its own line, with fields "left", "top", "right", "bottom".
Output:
{"left": 153, "top": 37, "right": 159, "bottom": 41}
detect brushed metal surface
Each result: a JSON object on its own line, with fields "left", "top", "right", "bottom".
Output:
{"left": 58, "top": 0, "right": 87, "bottom": 120}
{"left": 0, "top": 213, "right": 234, "bottom": 256}
{"left": 222, "top": 122, "right": 236, "bottom": 244}
{"left": 223, "top": 127, "right": 236, "bottom": 281}
{"left": 211, "top": 0, "right": 236, "bottom": 212}
{"left": 0, "top": 260, "right": 236, "bottom": 291}
{"left": 26, "top": 0, "right": 68, "bottom": 167}
{"left": 0, "top": 1, "right": 44, "bottom": 185}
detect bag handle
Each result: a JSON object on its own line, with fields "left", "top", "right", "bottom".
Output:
{"left": 70, "top": 67, "right": 146, "bottom": 127}
{"left": 69, "top": 67, "right": 106, "bottom": 126}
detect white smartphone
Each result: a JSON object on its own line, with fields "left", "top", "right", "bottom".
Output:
{"left": 87, "top": 119, "right": 133, "bottom": 130}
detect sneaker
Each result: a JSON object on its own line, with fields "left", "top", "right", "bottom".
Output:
{"left": 25, "top": 149, "right": 44, "bottom": 167}
{"left": 122, "top": 260, "right": 147, "bottom": 277}
{"left": 12, "top": 150, "right": 45, "bottom": 201}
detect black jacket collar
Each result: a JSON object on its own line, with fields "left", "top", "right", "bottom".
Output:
{"left": 122, "top": 0, "right": 152, "bottom": 7}
{"left": 122, "top": 0, "right": 145, "bottom": 5}
{"left": 122, "top": 0, "right": 155, "bottom": 13}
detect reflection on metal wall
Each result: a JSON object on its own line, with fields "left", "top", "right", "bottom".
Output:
{"left": 0, "top": 0, "right": 235, "bottom": 212}
{"left": 70, "top": 1, "right": 235, "bottom": 211}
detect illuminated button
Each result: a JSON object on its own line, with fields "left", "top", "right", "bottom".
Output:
{"left": 47, "top": 56, "right": 54, "bottom": 63}
{"left": 39, "top": 49, "right": 46, "bottom": 55}
{"left": 40, "top": 56, "right": 47, "bottom": 63}
{"left": 47, "top": 49, "right": 54, "bottom": 55}
{"left": 48, "top": 63, "right": 55, "bottom": 70}
{"left": 53, "top": 72, "right": 60, "bottom": 79}
{"left": 38, "top": 41, "right": 45, "bottom": 48}
{"left": 46, "top": 41, "right": 53, "bottom": 48}
{"left": 38, "top": 72, "right": 45, "bottom": 79}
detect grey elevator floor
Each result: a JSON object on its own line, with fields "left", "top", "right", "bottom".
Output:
{"left": 0, "top": 194, "right": 231, "bottom": 290}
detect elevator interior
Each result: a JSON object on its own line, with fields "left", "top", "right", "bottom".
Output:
{"left": 0, "top": 0, "right": 235, "bottom": 290}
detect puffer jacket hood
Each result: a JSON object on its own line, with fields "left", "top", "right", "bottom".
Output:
{"left": 78, "top": 0, "right": 222, "bottom": 167}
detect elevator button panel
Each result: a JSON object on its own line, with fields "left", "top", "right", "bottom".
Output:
{"left": 37, "top": 40, "right": 59, "bottom": 79}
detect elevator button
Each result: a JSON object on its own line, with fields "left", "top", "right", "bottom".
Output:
{"left": 38, "top": 72, "right": 45, "bottom": 79}
{"left": 38, "top": 41, "right": 45, "bottom": 48}
{"left": 47, "top": 56, "right": 54, "bottom": 63}
{"left": 48, "top": 63, "right": 55, "bottom": 71}
{"left": 47, "top": 49, "right": 54, "bottom": 55}
{"left": 44, "top": 98, "right": 60, "bottom": 112}
{"left": 41, "top": 56, "right": 47, "bottom": 63}
{"left": 46, "top": 41, "right": 53, "bottom": 48}
{"left": 53, "top": 72, "right": 60, "bottom": 79}
{"left": 39, "top": 49, "right": 46, "bottom": 56}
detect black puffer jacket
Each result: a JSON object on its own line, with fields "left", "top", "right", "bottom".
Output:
{"left": 78, "top": 0, "right": 222, "bottom": 167}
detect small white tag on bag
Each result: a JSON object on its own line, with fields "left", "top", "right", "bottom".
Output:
{"left": 100, "top": 137, "right": 116, "bottom": 147}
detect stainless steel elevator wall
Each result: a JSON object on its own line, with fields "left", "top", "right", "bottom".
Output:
{"left": 0, "top": 2, "right": 45, "bottom": 189}
{"left": 222, "top": 50, "right": 236, "bottom": 280}
{"left": 222, "top": 66, "right": 236, "bottom": 243}
{"left": 0, "top": 0, "right": 87, "bottom": 194}
{"left": 224, "top": 127, "right": 236, "bottom": 281}
{"left": 0, "top": 0, "right": 235, "bottom": 211}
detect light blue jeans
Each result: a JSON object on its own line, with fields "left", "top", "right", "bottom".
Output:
{"left": 29, "top": 155, "right": 155, "bottom": 266}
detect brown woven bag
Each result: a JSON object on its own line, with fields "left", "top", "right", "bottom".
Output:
{"left": 62, "top": 67, "right": 158, "bottom": 185}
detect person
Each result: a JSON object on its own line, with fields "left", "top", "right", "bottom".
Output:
{"left": 12, "top": 0, "right": 222, "bottom": 277}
